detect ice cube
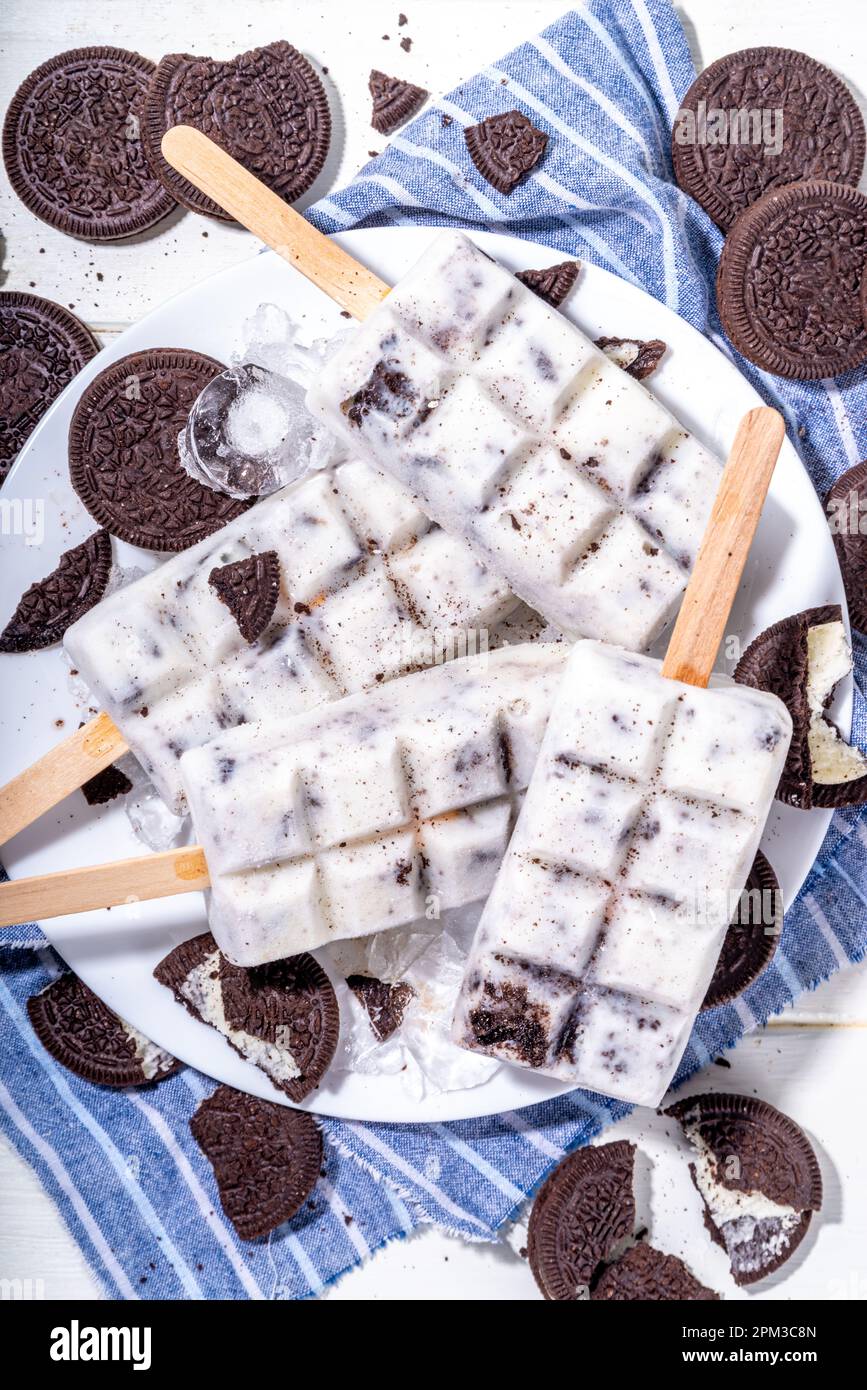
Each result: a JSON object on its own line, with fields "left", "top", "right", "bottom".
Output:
{"left": 180, "top": 363, "right": 321, "bottom": 499}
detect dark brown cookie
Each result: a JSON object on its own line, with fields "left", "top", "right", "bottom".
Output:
{"left": 672, "top": 48, "right": 865, "bottom": 232}
{"left": 702, "top": 852, "right": 781, "bottom": 1010}
{"left": 666, "top": 1093, "right": 822, "bottom": 1285}
{"left": 515, "top": 260, "right": 580, "bottom": 308}
{"left": 208, "top": 551, "right": 280, "bottom": 643}
{"left": 82, "top": 763, "right": 134, "bottom": 806}
{"left": 595, "top": 335, "right": 667, "bottom": 380}
{"left": 527, "top": 1141, "right": 636, "bottom": 1300}
{"left": 190, "top": 1084, "right": 322, "bottom": 1240}
{"left": 27, "top": 972, "right": 179, "bottom": 1087}
{"left": 825, "top": 461, "right": 867, "bottom": 633}
{"left": 0, "top": 293, "right": 99, "bottom": 477}
{"left": 142, "top": 42, "right": 330, "bottom": 220}
{"left": 464, "top": 110, "right": 548, "bottom": 195}
{"left": 155, "top": 933, "right": 339, "bottom": 1102}
{"left": 0, "top": 530, "right": 112, "bottom": 653}
{"left": 347, "top": 974, "right": 416, "bottom": 1042}
{"left": 717, "top": 180, "right": 867, "bottom": 379}
{"left": 369, "top": 70, "right": 428, "bottom": 135}
{"left": 2, "top": 47, "right": 176, "bottom": 240}
{"left": 68, "top": 349, "right": 252, "bottom": 551}
{"left": 735, "top": 603, "right": 867, "bottom": 808}
{"left": 591, "top": 1241, "right": 719, "bottom": 1301}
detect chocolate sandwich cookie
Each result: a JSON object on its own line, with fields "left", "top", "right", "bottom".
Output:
{"left": 825, "top": 461, "right": 867, "bottom": 633}
{"left": 595, "top": 335, "right": 667, "bottom": 381}
{"left": 591, "top": 1241, "right": 718, "bottom": 1301}
{"left": 515, "top": 260, "right": 581, "bottom": 309}
{"left": 527, "top": 1141, "right": 636, "bottom": 1300}
{"left": 735, "top": 603, "right": 867, "bottom": 808}
{"left": 155, "top": 933, "right": 339, "bottom": 1102}
{"left": 68, "top": 349, "right": 252, "bottom": 551}
{"left": 0, "top": 293, "right": 99, "bottom": 477}
{"left": 208, "top": 551, "right": 281, "bottom": 643}
{"left": 27, "top": 972, "right": 179, "bottom": 1087}
{"left": 717, "top": 180, "right": 867, "bottom": 379}
{"left": 666, "top": 1093, "right": 822, "bottom": 1285}
{"left": 465, "top": 110, "right": 548, "bottom": 195}
{"left": 82, "top": 763, "right": 134, "bottom": 807}
{"left": 702, "top": 851, "right": 781, "bottom": 1010}
{"left": 190, "top": 1085, "right": 322, "bottom": 1240}
{"left": 347, "top": 974, "right": 416, "bottom": 1042}
{"left": 0, "top": 530, "right": 112, "bottom": 653}
{"left": 3, "top": 47, "right": 176, "bottom": 240}
{"left": 142, "top": 42, "right": 330, "bottom": 219}
{"left": 369, "top": 70, "right": 428, "bottom": 135}
{"left": 672, "top": 48, "right": 865, "bottom": 232}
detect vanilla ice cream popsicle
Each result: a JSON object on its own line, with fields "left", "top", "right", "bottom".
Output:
{"left": 453, "top": 407, "right": 792, "bottom": 1106}
{"left": 307, "top": 231, "right": 723, "bottom": 650}
{"left": 179, "top": 643, "right": 568, "bottom": 965}
{"left": 64, "top": 457, "right": 517, "bottom": 814}
{"left": 451, "top": 641, "right": 792, "bottom": 1104}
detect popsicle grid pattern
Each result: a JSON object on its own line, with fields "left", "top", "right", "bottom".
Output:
{"left": 2, "top": 0, "right": 867, "bottom": 1299}
{"left": 65, "top": 458, "right": 516, "bottom": 813}
{"left": 180, "top": 646, "right": 567, "bottom": 963}
{"left": 309, "top": 231, "right": 722, "bottom": 648}
{"left": 455, "top": 643, "right": 792, "bottom": 1102}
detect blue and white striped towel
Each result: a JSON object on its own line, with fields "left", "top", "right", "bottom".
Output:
{"left": 2, "top": 0, "right": 866, "bottom": 1300}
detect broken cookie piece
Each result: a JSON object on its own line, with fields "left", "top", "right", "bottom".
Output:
{"left": 346, "top": 973, "right": 416, "bottom": 1042}
{"left": 595, "top": 335, "right": 667, "bottom": 380}
{"left": 155, "top": 932, "right": 339, "bottom": 1101}
{"left": 666, "top": 1092, "right": 822, "bottom": 1285}
{"left": 27, "top": 972, "right": 179, "bottom": 1087}
{"left": 735, "top": 604, "right": 867, "bottom": 808}
{"left": 591, "top": 1240, "right": 718, "bottom": 1301}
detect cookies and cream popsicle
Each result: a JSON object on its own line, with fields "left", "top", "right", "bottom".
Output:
{"left": 307, "top": 231, "right": 723, "bottom": 649}
{"left": 179, "top": 643, "right": 568, "bottom": 965}
{"left": 451, "top": 641, "right": 792, "bottom": 1104}
{"left": 64, "top": 457, "right": 517, "bottom": 814}
{"left": 453, "top": 407, "right": 791, "bottom": 1106}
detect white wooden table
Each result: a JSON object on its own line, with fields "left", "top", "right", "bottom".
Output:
{"left": 1, "top": 0, "right": 866, "bottom": 1301}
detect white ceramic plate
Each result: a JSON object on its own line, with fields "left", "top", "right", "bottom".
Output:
{"left": 0, "top": 228, "right": 848, "bottom": 1123}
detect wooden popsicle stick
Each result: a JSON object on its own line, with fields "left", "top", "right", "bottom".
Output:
{"left": 0, "top": 712, "right": 128, "bottom": 848}
{"left": 161, "top": 126, "right": 391, "bottom": 321}
{"left": 0, "top": 847, "right": 209, "bottom": 929}
{"left": 661, "top": 406, "right": 785, "bottom": 688}
{"left": 0, "top": 129, "right": 392, "bottom": 853}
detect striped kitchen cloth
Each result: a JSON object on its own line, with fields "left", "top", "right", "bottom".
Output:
{"left": 2, "top": 0, "right": 866, "bottom": 1300}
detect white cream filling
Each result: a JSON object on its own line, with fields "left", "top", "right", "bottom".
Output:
{"left": 806, "top": 622, "right": 867, "bottom": 784}
{"left": 122, "top": 1021, "right": 175, "bottom": 1081}
{"left": 181, "top": 951, "right": 301, "bottom": 1083}
{"left": 684, "top": 1122, "right": 801, "bottom": 1273}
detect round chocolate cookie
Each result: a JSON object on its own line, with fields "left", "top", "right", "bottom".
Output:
{"left": 0, "top": 293, "right": 99, "bottom": 477}
{"left": 825, "top": 461, "right": 867, "bottom": 634}
{"left": 702, "top": 851, "right": 781, "bottom": 1010}
{"left": 68, "top": 348, "right": 252, "bottom": 551}
{"left": 190, "top": 1085, "right": 322, "bottom": 1240}
{"left": 717, "top": 180, "right": 867, "bottom": 379}
{"left": 0, "top": 530, "right": 112, "bottom": 653}
{"left": 673, "top": 48, "right": 865, "bottom": 232}
{"left": 527, "top": 1141, "right": 635, "bottom": 1301}
{"left": 666, "top": 1092, "right": 822, "bottom": 1285}
{"left": 3, "top": 47, "right": 176, "bottom": 240}
{"left": 27, "top": 972, "right": 179, "bottom": 1087}
{"left": 591, "top": 1241, "right": 719, "bottom": 1301}
{"left": 155, "top": 933, "right": 339, "bottom": 1103}
{"left": 141, "top": 41, "right": 331, "bottom": 220}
